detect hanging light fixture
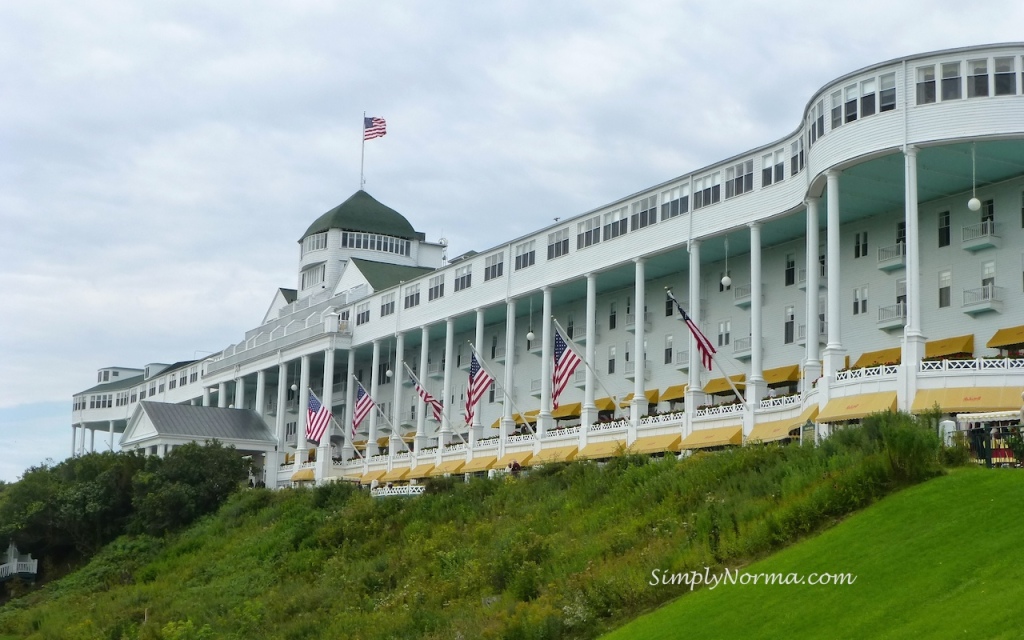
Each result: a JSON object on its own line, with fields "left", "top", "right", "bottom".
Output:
{"left": 526, "top": 297, "right": 535, "bottom": 342}
{"left": 968, "top": 142, "right": 981, "bottom": 211}
{"left": 385, "top": 341, "right": 393, "bottom": 378}
{"left": 721, "top": 237, "right": 732, "bottom": 288}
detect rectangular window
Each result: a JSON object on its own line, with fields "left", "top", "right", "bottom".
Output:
{"left": 355, "top": 302, "right": 370, "bottom": 325}
{"left": 879, "top": 72, "right": 897, "bottom": 111}
{"left": 665, "top": 298, "right": 674, "bottom": 317}
{"left": 428, "top": 274, "right": 445, "bottom": 301}
{"left": 725, "top": 160, "right": 753, "bottom": 198}
{"left": 994, "top": 56, "right": 1017, "bottom": 95}
{"left": 514, "top": 240, "right": 536, "bottom": 270}
{"left": 693, "top": 172, "right": 721, "bottom": 209}
{"left": 938, "top": 211, "right": 951, "bottom": 247}
{"left": 630, "top": 195, "right": 658, "bottom": 231}
{"left": 941, "top": 62, "right": 962, "bottom": 100}
{"left": 664, "top": 334, "right": 674, "bottom": 365}
{"left": 300, "top": 263, "right": 326, "bottom": 290}
{"left": 897, "top": 222, "right": 906, "bottom": 246}
{"left": 608, "top": 302, "right": 617, "bottom": 330}
{"left": 660, "top": 185, "right": 689, "bottom": 220}
{"left": 831, "top": 90, "right": 843, "bottom": 129}
{"left": 717, "top": 320, "right": 731, "bottom": 347}
{"left": 603, "top": 207, "right": 628, "bottom": 240}
{"left": 860, "top": 78, "right": 876, "bottom": 117}
{"left": 547, "top": 228, "right": 569, "bottom": 260}
{"left": 608, "top": 345, "right": 616, "bottom": 375}
{"left": 982, "top": 260, "right": 996, "bottom": 288}
{"left": 854, "top": 232, "right": 868, "bottom": 258}
{"left": 853, "top": 286, "right": 868, "bottom": 315}
{"left": 404, "top": 283, "right": 420, "bottom": 309}
{"left": 939, "top": 269, "right": 951, "bottom": 308}
{"left": 968, "top": 59, "right": 989, "bottom": 98}
{"left": 844, "top": 83, "right": 858, "bottom": 122}
{"left": 577, "top": 215, "right": 601, "bottom": 249}
{"left": 917, "top": 65, "right": 936, "bottom": 104}
{"left": 784, "top": 305, "right": 795, "bottom": 344}
{"left": 981, "top": 199, "right": 995, "bottom": 225}
{"left": 763, "top": 149, "right": 784, "bottom": 186}
{"left": 484, "top": 253, "right": 504, "bottom": 281}
{"left": 454, "top": 264, "right": 472, "bottom": 292}
{"left": 813, "top": 100, "right": 825, "bottom": 142}
{"left": 790, "top": 139, "right": 804, "bottom": 176}
{"left": 785, "top": 253, "right": 796, "bottom": 286}
{"left": 380, "top": 292, "right": 395, "bottom": 317}
{"left": 303, "top": 232, "right": 328, "bottom": 254}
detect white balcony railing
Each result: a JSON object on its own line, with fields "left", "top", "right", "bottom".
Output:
{"left": 758, "top": 394, "right": 803, "bottom": 410}
{"left": 962, "top": 220, "right": 998, "bottom": 242}
{"left": 877, "top": 243, "right": 906, "bottom": 262}
{"left": 835, "top": 365, "right": 899, "bottom": 382}
{"left": 963, "top": 284, "right": 1003, "bottom": 307}
{"left": 694, "top": 403, "right": 744, "bottom": 419}
{"left": 877, "top": 302, "right": 907, "bottom": 323}
{"left": 920, "top": 357, "right": 1024, "bottom": 372}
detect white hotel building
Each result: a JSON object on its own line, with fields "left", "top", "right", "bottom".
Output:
{"left": 72, "top": 44, "right": 1024, "bottom": 486}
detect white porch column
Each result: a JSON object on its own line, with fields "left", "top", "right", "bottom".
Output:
{"left": 903, "top": 146, "right": 926, "bottom": 361}
{"left": 270, "top": 362, "right": 287, "bottom": 473}
{"left": 501, "top": 300, "right": 517, "bottom": 440}
{"left": 367, "top": 340, "right": 381, "bottom": 455}
{"left": 472, "top": 308, "right": 486, "bottom": 444}
{"left": 391, "top": 332, "right": 406, "bottom": 452}
{"left": 804, "top": 198, "right": 822, "bottom": 388}
{"left": 748, "top": 223, "right": 765, "bottom": 406}
{"left": 341, "top": 349, "right": 356, "bottom": 461}
{"left": 254, "top": 370, "right": 266, "bottom": 417}
{"left": 71, "top": 425, "right": 77, "bottom": 456}
{"left": 217, "top": 382, "right": 227, "bottom": 408}
{"left": 234, "top": 377, "right": 245, "bottom": 409}
{"left": 108, "top": 420, "right": 115, "bottom": 451}
{"left": 685, "top": 240, "right": 704, "bottom": 423}
{"left": 78, "top": 424, "right": 86, "bottom": 456}
{"left": 539, "top": 287, "right": 554, "bottom": 435}
{"left": 317, "top": 345, "right": 336, "bottom": 481}
{"left": 823, "top": 169, "right": 846, "bottom": 376}
{"left": 202, "top": 386, "right": 211, "bottom": 407}
{"left": 296, "top": 354, "right": 311, "bottom": 463}
{"left": 631, "top": 258, "right": 646, "bottom": 427}
{"left": 416, "top": 326, "right": 430, "bottom": 452}
{"left": 89, "top": 428, "right": 95, "bottom": 453}
{"left": 441, "top": 318, "right": 455, "bottom": 445}
{"left": 581, "top": 273, "right": 598, "bottom": 428}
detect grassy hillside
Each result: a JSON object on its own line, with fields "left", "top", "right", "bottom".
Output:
{"left": 0, "top": 414, "right": 949, "bottom": 639}
{"left": 604, "top": 467, "right": 1024, "bottom": 639}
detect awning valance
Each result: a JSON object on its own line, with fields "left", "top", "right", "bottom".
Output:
{"left": 429, "top": 460, "right": 465, "bottom": 477}
{"left": 552, "top": 402, "right": 582, "bottom": 419}
{"left": 359, "top": 468, "right": 387, "bottom": 485}
{"left": 763, "top": 364, "right": 801, "bottom": 386}
{"left": 660, "top": 384, "right": 688, "bottom": 402}
{"left": 594, "top": 397, "right": 617, "bottom": 412}
{"left": 462, "top": 456, "right": 498, "bottom": 473}
{"left": 852, "top": 347, "right": 901, "bottom": 368}
{"left": 628, "top": 434, "right": 682, "bottom": 454}
{"left": 818, "top": 391, "right": 897, "bottom": 422}
{"left": 987, "top": 325, "right": 1024, "bottom": 349}
{"left": 577, "top": 439, "right": 626, "bottom": 460}
{"left": 496, "top": 452, "right": 532, "bottom": 468}
{"left": 526, "top": 446, "right": 578, "bottom": 466}
{"left": 925, "top": 334, "right": 974, "bottom": 359}
{"left": 380, "top": 466, "right": 410, "bottom": 482}
{"left": 406, "top": 463, "right": 435, "bottom": 479}
{"left": 748, "top": 405, "right": 819, "bottom": 443}
{"left": 912, "top": 387, "right": 1023, "bottom": 413}
{"left": 679, "top": 425, "right": 742, "bottom": 449}
{"left": 619, "top": 389, "right": 660, "bottom": 408}
{"left": 703, "top": 375, "right": 746, "bottom": 396}
{"left": 291, "top": 468, "right": 315, "bottom": 482}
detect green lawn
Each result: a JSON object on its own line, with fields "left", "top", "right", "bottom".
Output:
{"left": 605, "top": 467, "right": 1024, "bottom": 639}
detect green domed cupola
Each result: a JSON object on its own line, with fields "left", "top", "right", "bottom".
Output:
{"left": 300, "top": 190, "right": 416, "bottom": 241}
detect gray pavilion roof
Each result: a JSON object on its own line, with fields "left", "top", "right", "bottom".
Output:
{"left": 138, "top": 402, "right": 276, "bottom": 443}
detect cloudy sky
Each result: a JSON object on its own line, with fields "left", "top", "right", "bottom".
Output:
{"left": 1, "top": 0, "right": 1021, "bottom": 481}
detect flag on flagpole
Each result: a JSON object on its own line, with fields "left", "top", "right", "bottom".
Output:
{"left": 414, "top": 377, "right": 443, "bottom": 421}
{"left": 667, "top": 291, "right": 716, "bottom": 370}
{"left": 352, "top": 382, "right": 375, "bottom": 436}
{"left": 306, "top": 390, "right": 332, "bottom": 444}
{"left": 465, "top": 354, "right": 493, "bottom": 424}
{"left": 363, "top": 116, "right": 386, "bottom": 140}
{"left": 552, "top": 330, "right": 582, "bottom": 410}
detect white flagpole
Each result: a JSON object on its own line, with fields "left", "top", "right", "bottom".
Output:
{"left": 550, "top": 317, "right": 621, "bottom": 410}
{"left": 467, "top": 341, "right": 536, "bottom": 434}
{"left": 359, "top": 111, "right": 366, "bottom": 189}
{"left": 665, "top": 288, "right": 746, "bottom": 402}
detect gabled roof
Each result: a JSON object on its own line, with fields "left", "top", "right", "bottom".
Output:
{"left": 350, "top": 258, "right": 436, "bottom": 291}
{"left": 76, "top": 374, "right": 145, "bottom": 395}
{"left": 132, "top": 402, "right": 276, "bottom": 443}
{"left": 301, "top": 190, "right": 417, "bottom": 241}
{"left": 279, "top": 288, "right": 297, "bottom": 303}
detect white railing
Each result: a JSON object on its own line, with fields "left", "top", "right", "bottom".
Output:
{"left": 797, "top": 321, "right": 828, "bottom": 340}
{"left": 877, "top": 302, "right": 907, "bottom": 323}
{"left": 625, "top": 312, "right": 652, "bottom": 329}
{"left": 624, "top": 360, "right": 652, "bottom": 378}
{"left": 759, "top": 394, "right": 802, "bottom": 410}
{"left": 835, "top": 364, "right": 899, "bottom": 382}
{"left": 367, "top": 454, "right": 388, "bottom": 464}
{"left": 733, "top": 283, "right": 752, "bottom": 300}
{"left": 392, "top": 452, "right": 411, "bottom": 461}
{"left": 797, "top": 263, "right": 827, "bottom": 285}
{"left": 962, "top": 220, "right": 998, "bottom": 242}
{"left": 371, "top": 485, "right": 426, "bottom": 497}
{"left": 1, "top": 559, "right": 39, "bottom": 580}
{"left": 920, "top": 357, "right": 1024, "bottom": 372}
{"left": 444, "top": 442, "right": 467, "bottom": 453}
{"left": 428, "top": 363, "right": 444, "bottom": 377}
{"left": 694, "top": 403, "right": 744, "bottom": 418}
{"left": 564, "top": 322, "right": 586, "bottom": 341}
{"left": 506, "top": 434, "right": 536, "bottom": 444}
{"left": 531, "top": 378, "right": 542, "bottom": 393}
{"left": 877, "top": 243, "right": 906, "bottom": 262}
{"left": 638, "top": 412, "right": 685, "bottom": 427}
{"left": 547, "top": 425, "right": 581, "bottom": 437}
{"left": 590, "top": 420, "right": 630, "bottom": 433}
{"left": 675, "top": 349, "right": 689, "bottom": 367}
{"left": 573, "top": 368, "right": 587, "bottom": 384}
{"left": 206, "top": 320, "right": 352, "bottom": 374}
{"left": 475, "top": 437, "right": 500, "bottom": 449}
{"left": 419, "top": 447, "right": 439, "bottom": 455}
{"left": 963, "top": 284, "right": 1004, "bottom": 307}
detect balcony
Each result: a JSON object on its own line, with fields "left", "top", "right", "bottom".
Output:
{"left": 625, "top": 312, "right": 652, "bottom": 333}
{"left": 876, "top": 243, "right": 906, "bottom": 272}
{"left": 573, "top": 368, "right": 587, "bottom": 388}
{"left": 427, "top": 362, "right": 444, "bottom": 379}
{"left": 530, "top": 378, "right": 542, "bottom": 397}
{"left": 962, "top": 285, "right": 1004, "bottom": 315}
{"left": 674, "top": 349, "right": 690, "bottom": 371}
{"left": 796, "top": 321, "right": 827, "bottom": 346}
{"left": 961, "top": 221, "right": 1000, "bottom": 252}
{"left": 624, "top": 360, "right": 652, "bottom": 381}
{"left": 493, "top": 346, "right": 519, "bottom": 365}
{"left": 733, "top": 336, "right": 753, "bottom": 360}
{"left": 877, "top": 302, "right": 908, "bottom": 331}
{"left": 733, "top": 283, "right": 764, "bottom": 308}
{"left": 563, "top": 323, "right": 594, "bottom": 344}
{"left": 797, "top": 264, "right": 828, "bottom": 290}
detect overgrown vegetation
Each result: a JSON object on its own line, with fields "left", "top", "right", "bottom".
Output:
{"left": 0, "top": 412, "right": 953, "bottom": 639}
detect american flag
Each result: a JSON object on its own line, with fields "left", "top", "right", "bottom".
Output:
{"left": 306, "top": 390, "right": 332, "bottom": 445}
{"left": 552, "top": 330, "right": 582, "bottom": 410}
{"left": 414, "top": 378, "right": 443, "bottom": 422}
{"left": 352, "top": 382, "right": 375, "bottom": 436}
{"left": 667, "top": 290, "right": 716, "bottom": 370}
{"left": 363, "top": 116, "right": 386, "bottom": 140}
{"left": 465, "top": 354, "right": 493, "bottom": 424}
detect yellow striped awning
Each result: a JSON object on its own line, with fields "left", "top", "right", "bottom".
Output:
{"left": 763, "top": 364, "right": 801, "bottom": 386}
{"left": 818, "top": 391, "right": 897, "bottom": 422}
{"left": 376, "top": 436, "right": 391, "bottom": 448}
{"left": 495, "top": 451, "right": 532, "bottom": 468}
{"left": 703, "top": 375, "right": 746, "bottom": 396}
{"left": 291, "top": 468, "right": 315, "bottom": 482}
{"left": 619, "top": 389, "right": 660, "bottom": 408}
{"left": 576, "top": 439, "right": 626, "bottom": 460}
{"left": 380, "top": 466, "right": 410, "bottom": 482}
{"left": 351, "top": 440, "right": 367, "bottom": 450}
{"left": 526, "top": 446, "right": 578, "bottom": 466}
{"left": 406, "top": 463, "right": 435, "bottom": 480}
{"left": 852, "top": 347, "right": 901, "bottom": 369}
{"left": 359, "top": 468, "right": 387, "bottom": 485}
{"left": 552, "top": 402, "right": 582, "bottom": 419}
{"left": 988, "top": 324, "right": 1024, "bottom": 349}
{"left": 679, "top": 425, "right": 743, "bottom": 449}
{"left": 594, "top": 397, "right": 617, "bottom": 411}
{"left": 660, "top": 384, "right": 688, "bottom": 402}
{"left": 748, "top": 405, "right": 819, "bottom": 443}
{"left": 429, "top": 459, "right": 465, "bottom": 477}
{"left": 462, "top": 456, "right": 498, "bottom": 473}
{"left": 523, "top": 410, "right": 540, "bottom": 423}
{"left": 925, "top": 334, "right": 974, "bottom": 359}
{"left": 628, "top": 433, "right": 682, "bottom": 455}
{"left": 911, "top": 387, "right": 1023, "bottom": 413}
